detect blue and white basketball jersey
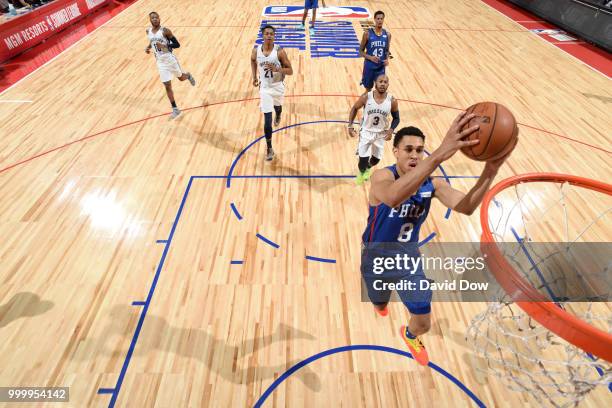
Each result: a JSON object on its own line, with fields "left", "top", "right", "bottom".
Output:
{"left": 362, "top": 165, "right": 434, "bottom": 243}
{"left": 365, "top": 28, "right": 389, "bottom": 68}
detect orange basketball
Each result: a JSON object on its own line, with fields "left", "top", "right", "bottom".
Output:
{"left": 460, "top": 102, "right": 518, "bottom": 161}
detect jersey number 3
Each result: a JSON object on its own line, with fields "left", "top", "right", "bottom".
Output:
{"left": 397, "top": 222, "right": 414, "bottom": 242}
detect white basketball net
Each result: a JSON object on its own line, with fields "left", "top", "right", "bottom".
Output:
{"left": 467, "top": 179, "right": 612, "bottom": 407}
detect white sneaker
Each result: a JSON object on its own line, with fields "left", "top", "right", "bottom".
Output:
{"left": 170, "top": 107, "right": 181, "bottom": 119}
{"left": 265, "top": 148, "right": 275, "bottom": 161}
{"left": 187, "top": 73, "right": 196, "bottom": 86}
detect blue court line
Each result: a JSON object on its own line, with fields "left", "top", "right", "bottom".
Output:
{"left": 221, "top": 119, "right": 465, "bottom": 259}
{"left": 103, "top": 167, "right": 478, "bottom": 405}
{"left": 256, "top": 233, "right": 280, "bottom": 249}
{"left": 253, "top": 345, "right": 486, "bottom": 408}
{"left": 418, "top": 232, "right": 437, "bottom": 247}
{"left": 230, "top": 203, "right": 243, "bottom": 220}
{"left": 156, "top": 239, "right": 167, "bottom": 244}
{"left": 230, "top": 260, "right": 244, "bottom": 265}
{"left": 101, "top": 176, "right": 196, "bottom": 408}
{"left": 305, "top": 255, "right": 336, "bottom": 263}
{"left": 510, "top": 227, "right": 557, "bottom": 301}
{"left": 425, "top": 149, "right": 453, "bottom": 220}
{"left": 97, "top": 389, "right": 115, "bottom": 395}
{"left": 510, "top": 226, "right": 609, "bottom": 386}
{"left": 101, "top": 173, "right": 472, "bottom": 405}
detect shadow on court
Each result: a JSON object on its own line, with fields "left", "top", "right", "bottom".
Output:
{"left": 0, "top": 292, "right": 54, "bottom": 328}
{"left": 82, "top": 304, "right": 322, "bottom": 391}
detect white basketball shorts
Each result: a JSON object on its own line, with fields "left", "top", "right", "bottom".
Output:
{"left": 156, "top": 54, "right": 183, "bottom": 83}
{"left": 358, "top": 129, "right": 386, "bottom": 159}
{"left": 259, "top": 82, "right": 285, "bottom": 113}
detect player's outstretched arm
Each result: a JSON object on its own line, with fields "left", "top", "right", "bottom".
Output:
{"left": 145, "top": 29, "right": 152, "bottom": 53}
{"left": 384, "top": 32, "right": 391, "bottom": 66}
{"left": 347, "top": 94, "right": 367, "bottom": 137}
{"left": 250, "top": 48, "right": 259, "bottom": 87}
{"left": 163, "top": 28, "right": 180, "bottom": 49}
{"left": 370, "top": 155, "right": 440, "bottom": 208}
{"left": 433, "top": 133, "right": 518, "bottom": 215}
{"left": 371, "top": 112, "right": 480, "bottom": 208}
{"left": 277, "top": 49, "right": 293, "bottom": 75}
{"left": 385, "top": 97, "right": 400, "bottom": 140}
{"left": 360, "top": 31, "right": 378, "bottom": 63}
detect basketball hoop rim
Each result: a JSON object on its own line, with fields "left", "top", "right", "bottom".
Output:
{"left": 480, "top": 172, "right": 612, "bottom": 362}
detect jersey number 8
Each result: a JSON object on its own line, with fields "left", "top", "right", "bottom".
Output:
{"left": 397, "top": 222, "right": 414, "bottom": 242}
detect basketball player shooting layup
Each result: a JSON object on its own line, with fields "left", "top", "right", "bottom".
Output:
{"left": 348, "top": 74, "right": 399, "bottom": 185}
{"left": 145, "top": 12, "right": 195, "bottom": 119}
{"left": 251, "top": 25, "right": 293, "bottom": 161}
{"left": 360, "top": 10, "right": 391, "bottom": 92}
{"left": 361, "top": 112, "right": 517, "bottom": 365}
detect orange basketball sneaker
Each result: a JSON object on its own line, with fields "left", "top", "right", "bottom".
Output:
{"left": 400, "top": 325, "right": 429, "bottom": 366}
{"left": 374, "top": 305, "right": 388, "bottom": 317}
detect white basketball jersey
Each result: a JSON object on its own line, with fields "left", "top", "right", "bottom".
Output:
{"left": 147, "top": 26, "right": 171, "bottom": 59}
{"left": 362, "top": 91, "right": 392, "bottom": 133}
{"left": 256, "top": 44, "right": 284, "bottom": 87}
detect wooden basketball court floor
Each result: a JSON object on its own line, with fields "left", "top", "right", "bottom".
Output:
{"left": 0, "top": 0, "right": 610, "bottom": 406}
